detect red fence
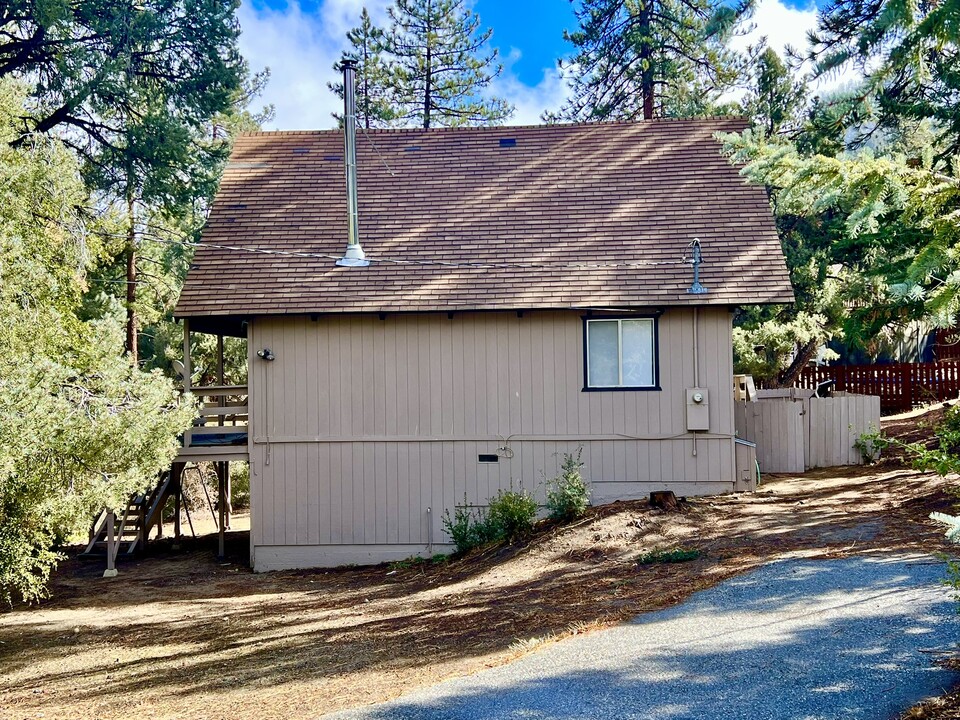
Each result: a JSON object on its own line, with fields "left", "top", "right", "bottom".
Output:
{"left": 797, "top": 361, "right": 960, "bottom": 413}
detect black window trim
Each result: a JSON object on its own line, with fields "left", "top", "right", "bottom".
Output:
{"left": 581, "top": 313, "right": 662, "bottom": 392}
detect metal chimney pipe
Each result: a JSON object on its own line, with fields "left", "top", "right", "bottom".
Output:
{"left": 336, "top": 59, "right": 369, "bottom": 267}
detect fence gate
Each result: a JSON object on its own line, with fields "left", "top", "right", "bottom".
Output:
{"left": 734, "top": 400, "right": 805, "bottom": 474}
{"left": 735, "top": 393, "right": 880, "bottom": 474}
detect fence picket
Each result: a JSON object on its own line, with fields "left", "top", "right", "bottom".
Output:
{"left": 797, "top": 361, "right": 960, "bottom": 413}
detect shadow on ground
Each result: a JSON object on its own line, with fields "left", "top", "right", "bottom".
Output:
{"left": 327, "top": 557, "right": 960, "bottom": 720}
{"left": 0, "top": 466, "right": 955, "bottom": 719}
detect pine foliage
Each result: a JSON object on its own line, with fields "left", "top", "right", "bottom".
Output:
{"left": 0, "top": 81, "right": 194, "bottom": 604}
{"left": 387, "top": 0, "right": 512, "bottom": 128}
{"left": 808, "top": 0, "right": 960, "bottom": 157}
{"left": 328, "top": 9, "right": 399, "bottom": 128}
{"left": 721, "top": 128, "right": 960, "bottom": 348}
{"left": 553, "top": 0, "right": 754, "bottom": 121}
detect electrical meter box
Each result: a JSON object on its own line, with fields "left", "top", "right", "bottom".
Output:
{"left": 685, "top": 387, "right": 710, "bottom": 431}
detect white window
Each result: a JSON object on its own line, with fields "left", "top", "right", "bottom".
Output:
{"left": 585, "top": 318, "right": 658, "bottom": 389}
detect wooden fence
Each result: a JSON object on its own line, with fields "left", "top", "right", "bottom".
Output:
{"left": 735, "top": 393, "right": 881, "bottom": 474}
{"left": 797, "top": 361, "right": 960, "bottom": 413}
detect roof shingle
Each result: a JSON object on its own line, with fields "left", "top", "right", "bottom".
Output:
{"left": 175, "top": 119, "right": 794, "bottom": 318}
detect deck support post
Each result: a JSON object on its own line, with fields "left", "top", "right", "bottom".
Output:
{"left": 172, "top": 462, "right": 184, "bottom": 549}
{"left": 217, "top": 461, "right": 227, "bottom": 558}
{"left": 104, "top": 510, "right": 118, "bottom": 578}
{"left": 137, "top": 503, "right": 146, "bottom": 550}
{"left": 225, "top": 462, "right": 232, "bottom": 529}
{"left": 182, "top": 319, "right": 191, "bottom": 393}
{"left": 216, "top": 334, "right": 224, "bottom": 387}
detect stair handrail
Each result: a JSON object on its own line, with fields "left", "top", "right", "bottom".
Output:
{"left": 83, "top": 508, "right": 109, "bottom": 555}
{"left": 143, "top": 472, "right": 174, "bottom": 534}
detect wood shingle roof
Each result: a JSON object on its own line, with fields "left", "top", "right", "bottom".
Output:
{"left": 175, "top": 119, "right": 793, "bottom": 319}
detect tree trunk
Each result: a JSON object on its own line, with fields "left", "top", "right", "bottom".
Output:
{"left": 775, "top": 338, "right": 819, "bottom": 389}
{"left": 125, "top": 194, "right": 138, "bottom": 363}
{"left": 362, "top": 38, "right": 370, "bottom": 130}
{"left": 423, "top": 4, "right": 432, "bottom": 130}
{"left": 638, "top": 1, "right": 654, "bottom": 120}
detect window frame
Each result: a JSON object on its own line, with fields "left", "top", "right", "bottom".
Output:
{"left": 581, "top": 314, "right": 661, "bottom": 392}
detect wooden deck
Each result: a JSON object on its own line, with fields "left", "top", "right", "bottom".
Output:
{"left": 176, "top": 384, "right": 249, "bottom": 462}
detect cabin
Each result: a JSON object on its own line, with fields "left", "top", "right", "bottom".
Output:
{"left": 173, "top": 110, "right": 793, "bottom": 571}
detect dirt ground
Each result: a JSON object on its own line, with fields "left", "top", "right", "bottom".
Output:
{"left": 1, "top": 418, "right": 956, "bottom": 720}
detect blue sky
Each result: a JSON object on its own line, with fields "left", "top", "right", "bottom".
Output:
{"left": 240, "top": 0, "right": 832, "bottom": 130}
{"left": 473, "top": 0, "right": 576, "bottom": 85}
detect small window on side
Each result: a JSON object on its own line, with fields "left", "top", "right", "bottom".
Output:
{"left": 585, "top": 317, "right": 658, "bottom": 390}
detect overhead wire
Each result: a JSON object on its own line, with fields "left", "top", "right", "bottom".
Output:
{"left": 136, "top": 233, "right": 694, "bottom": 270}
{"left": 80, "top": 215, "right": 698, "bottom": 272}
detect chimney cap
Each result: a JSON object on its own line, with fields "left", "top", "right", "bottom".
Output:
{"left": 340, "top": 58, "right": 358, "bottom": 71}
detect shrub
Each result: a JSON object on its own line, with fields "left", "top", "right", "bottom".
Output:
{"left": 637, "top": 547, "right": 701, "bottom": 565}
{"left": 904, "top": 405, "right": 960, "bottom": 476}
{"left": 546, "top": 449, "right": 590, "bottom": 521}
{"left": 442, "top": 489, "right": 538, "bottom": 553}
{"left": 854, "top": 429, "right": 888, "bottom": 463}
{"left": 487, "top": 489, "right": 538, "bottom": 541}
{"left": 231, "top": 462, "right": 250, "bottom": 509}
{"left": 442, "top": 499, "right": 499, "bottom": 554}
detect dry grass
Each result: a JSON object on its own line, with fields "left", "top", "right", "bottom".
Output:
{"left": 0, "top": 447, "right": 957, "bottom": 718}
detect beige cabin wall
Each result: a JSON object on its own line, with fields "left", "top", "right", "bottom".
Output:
{"left": 247, "top": 308, "right": 736, "bottom": 569}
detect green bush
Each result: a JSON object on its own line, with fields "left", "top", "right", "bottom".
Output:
{"left": 903, "top": 405, "right": 960, "bottom": 476}
{"left": 637, "top": 547, "right": 701, "bottom": 565}
{"left": 442, "top": 489, "right": 538, "bottom": 553}
{"left": 854, "top": 429, "right": 888, "bottom": 462}
{"left": 231, "top": 462, "right": 250, "bottom": 509}
{"left": 546, "top": 449, "right": 590, "bottom": 521}
{"left": 487, "top": 489, "right": 538, "bottom": 541}
{"left": 442, "top": 500, "right": 496, "bottom": 553}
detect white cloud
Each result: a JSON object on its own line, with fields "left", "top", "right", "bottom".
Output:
{"left": 734, "top": 0, "right": 862, "bottom": 97}
{"left": 238, "top": 0, "right": 569, "bottom": 130}
{"left": 237, "top": 0, "right": 392, "bottom": 130}
{"left": 734, "top": 0, "right": 819, "bottom": 58}
{"left": 489, "top": 48, "right": 570, "bottom": 126}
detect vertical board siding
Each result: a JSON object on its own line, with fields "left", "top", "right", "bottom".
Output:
{"left": 734, "top": 400, "right": 805, "bottom": 474}
{"left": 248, "top": 309, "right": 737, "bottom": 553}
{"left": 807, "top": 395, "right": 881, "bottom": 468}
{"left": 734, "top": 395, "right": 881, "bottom": 473}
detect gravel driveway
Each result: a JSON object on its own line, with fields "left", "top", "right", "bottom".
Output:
{"left": 323, "top": 554, "right": 960, "bottom": 720}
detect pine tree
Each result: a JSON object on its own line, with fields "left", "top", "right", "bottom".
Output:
{"left": 743, "top": 47, "right": 806, "bottom": 135}
{"left": 1, "top": 0, "right": 244, "bottom": 155}
{"left": 554, "top": 0, "right": 754, "bottom": 121}
{"left": 0, "top": 80, "right": 195, "bottom": 603}
{"left": 1, "top": 0, "right": 247, "bottom": 363}
{"left": 328, "top": 8, "right": 398, "bottom": 129}
{"left": 808, "top": 0, "right": 960, "bottom": 156}
{"left": 387, "top": 0, "right": 512, "bottom": 128}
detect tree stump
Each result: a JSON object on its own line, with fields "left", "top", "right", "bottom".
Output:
{"left": 650, "top": 490, "right": 679, "bottom": 511}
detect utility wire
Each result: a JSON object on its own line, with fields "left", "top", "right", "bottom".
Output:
{"left": 136, "top": 234, "right": 693, "bottom": 270}
{"left": 359, "top": 124, "right": 397, "bottom": 177}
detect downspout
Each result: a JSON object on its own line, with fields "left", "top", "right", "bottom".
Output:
{"left": 693, "top": 307, "right": 699, "bottom": 389}
{"left": 693, "top": 307, "right": 699, "bottom": 457}
{"left": 336, "top": 59, "right": 370, "bottom": 268}
{"left": 687, "top": 238, "right": 707, "bottom": 458}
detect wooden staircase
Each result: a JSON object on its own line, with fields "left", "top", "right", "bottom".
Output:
{"left": 80, "top": 470, "right": 177, "bottom": 561}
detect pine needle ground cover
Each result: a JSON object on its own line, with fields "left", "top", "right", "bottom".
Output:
{"left": 1, "top": 409, "right": 956, "bottom": 720}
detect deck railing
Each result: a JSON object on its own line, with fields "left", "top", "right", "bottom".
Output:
{"left": 178, "top": 385, "right": 249, "bottom": 461}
